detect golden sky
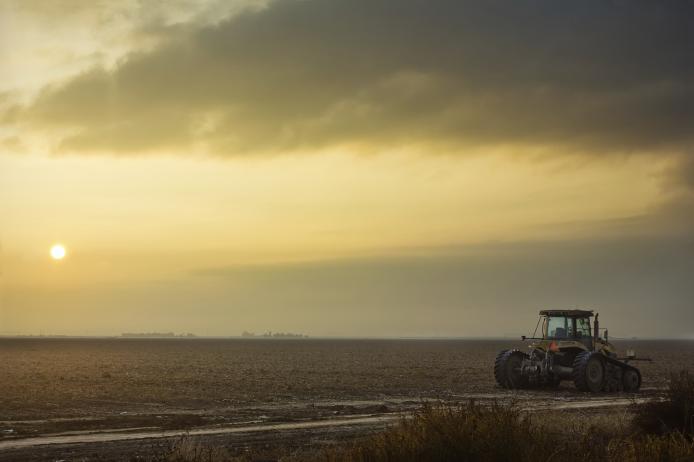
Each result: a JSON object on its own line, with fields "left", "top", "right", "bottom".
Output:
{"left": 1, "top": 0, "right": 693, "bottom": 337}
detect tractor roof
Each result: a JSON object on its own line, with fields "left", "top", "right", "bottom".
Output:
{"left": 539, "top": 309, "right": 594, "bottom": 317}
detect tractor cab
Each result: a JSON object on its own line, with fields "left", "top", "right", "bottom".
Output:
{"left": 527, "top": 309, "right": 616, "bottom": 358}
{"left": 540, "top": 309, "right": 595, "bottom": 350}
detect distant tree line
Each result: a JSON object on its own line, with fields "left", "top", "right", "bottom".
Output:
{"left": 121, "top": 332, "right": 196, "bottom": 338}
{"left": 241, "top": 331, "right": 308, "bottom": 338}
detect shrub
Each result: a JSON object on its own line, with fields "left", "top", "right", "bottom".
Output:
{"left": 320, "top": 399, "right": 694, "bottom": 462}
{"left": 633, "top": 371, "right": 694, "bottom": 436}
{"left": 321, "top": 401, "right": 567, "bottom": 462}
{"left": 607, "top": 433, "right": 694, "bottom": 462}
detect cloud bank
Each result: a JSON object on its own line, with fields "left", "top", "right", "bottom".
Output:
{"left": 7, "top": 0, "right": 694, "bottom": 159}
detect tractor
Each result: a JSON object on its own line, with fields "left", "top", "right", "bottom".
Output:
{"left": 494, "top": 310, "right": 644, "bottom": 392}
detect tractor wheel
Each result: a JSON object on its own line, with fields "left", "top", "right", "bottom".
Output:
{"left": 572, "top": 351, "right": 605, "bottom": 393}
{"left": 622, "top": 368, "right": 641, "bottom": 392}
{"left": 494, "top": 349, "right": 528, "bottom": 389}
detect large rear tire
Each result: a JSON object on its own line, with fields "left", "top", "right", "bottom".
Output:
{"left": 494, "top": 349, "right": 528, "bottom": 389}
{"left": 573, "top": 351, "right": 605, "bottom": 393}
{"left": 622, "top": 368, "right": 641, "bottom": 392}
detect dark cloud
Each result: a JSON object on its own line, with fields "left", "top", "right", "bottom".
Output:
{"left": 10, "top": 0, "right": 694, "bottom": 156}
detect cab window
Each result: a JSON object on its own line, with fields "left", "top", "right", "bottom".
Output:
{"left": 546, "top": 316, "right": 569, "bottom": 338}
{"left": 576, "top": 317, "right": 591, "bottom": 338}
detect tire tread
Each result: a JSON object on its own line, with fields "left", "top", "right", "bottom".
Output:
{"left": 494, "top": 349, "right": 528, "bottom": 389}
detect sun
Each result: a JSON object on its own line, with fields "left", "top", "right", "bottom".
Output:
{"left": 50, "top": 244, "right": 67, "bottom": 260}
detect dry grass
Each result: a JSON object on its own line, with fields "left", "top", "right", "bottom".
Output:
{"left": 633, "top": 370, "right": 694, "bottom": 436}
{"left": 153, "top": 372, "right": 694, "bottom": 462}
{"left": 149, "top": 434, "right": 306, "bottom": 462}
{"left": 318, "top": 373, "right": 694, "bottom": 462}
{"left": 161, "top": 435, "right": 232, "bottom": 462}
{"left": 153, "top": 401, "right": 694, "bottom": 462}
{"left": 323, "top": 402, "right": 555, "bottom": 462}
{"left": 319, "top": 402, "right": 694, "bottom": 462}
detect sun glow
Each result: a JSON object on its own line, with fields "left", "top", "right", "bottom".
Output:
{"left": 50, "top": 244, "right": 67, "bottom": 260}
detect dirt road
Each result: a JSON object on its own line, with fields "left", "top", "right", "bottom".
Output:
{"left": 0, "top": 392, "right": 656, "bottom": 461}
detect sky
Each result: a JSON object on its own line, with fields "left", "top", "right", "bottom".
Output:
{"left": 1, "top": 0, "right": 693, "bottom": 338}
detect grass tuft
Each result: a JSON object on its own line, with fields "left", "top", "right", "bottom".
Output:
{"left": 324, "top": 401, "right": 553, "bottom": 462}
{"left": 320, "top": 400, "right": 694, "bottom": 462}
{"left": 633, "top": 371, "right": 694, "bottom": 436}
{"left": 153, "top": 434, "right": 232, "bottom": 462}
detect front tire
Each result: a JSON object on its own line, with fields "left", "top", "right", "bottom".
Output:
{"left": 573, "top": 351, "right": 605, "bottom": 393}
{"left": 494, "top": 349, "right": 528, "bottom": 389}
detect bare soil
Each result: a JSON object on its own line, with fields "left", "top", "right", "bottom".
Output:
{"left": 0, "top": 338, "right": 692, "bottom": 460}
